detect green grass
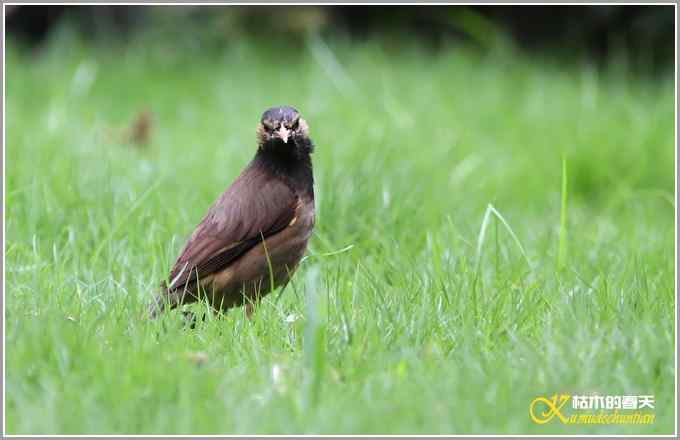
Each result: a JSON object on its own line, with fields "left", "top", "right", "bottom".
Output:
{"left": 5, "top": 29, "right": 675, "bottom": 435}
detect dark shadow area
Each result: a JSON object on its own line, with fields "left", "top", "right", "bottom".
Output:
{"left": 6, "top": 5, "right": 675, "bottom": 72}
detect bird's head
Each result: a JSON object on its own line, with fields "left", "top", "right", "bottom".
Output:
{"left": 257, "top": 106, "right": 313, "bottom": 154}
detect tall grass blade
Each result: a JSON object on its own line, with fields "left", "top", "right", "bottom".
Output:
{"left": 475, "top": 204, "right": 533, "bottom": 270}
{"left": 557, "top": 156, "right": 568, "bottom": 271}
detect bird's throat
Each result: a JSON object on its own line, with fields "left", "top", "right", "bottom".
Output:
{"left": 254, "top": 144, "right": 314, "bottom": 195}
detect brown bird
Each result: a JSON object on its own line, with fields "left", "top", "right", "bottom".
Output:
{"left": 149, "top": 106, "right": 315, "bottom": 319}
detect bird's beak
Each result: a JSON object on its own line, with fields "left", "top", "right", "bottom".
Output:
{"left": 276, "top": 126, "right": 290, "bottom": 144}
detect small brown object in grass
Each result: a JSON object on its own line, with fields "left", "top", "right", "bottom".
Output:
{"left": 124, "top": 109, "right": 154, "bottom": 147}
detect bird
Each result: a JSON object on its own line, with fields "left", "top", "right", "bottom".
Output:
{"left": 149, "top": 106, "right": 316, "bottom": 319}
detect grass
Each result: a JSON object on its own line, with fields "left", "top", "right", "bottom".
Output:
{"left": 4, "top": 27, "right": 676, "bottom": 435}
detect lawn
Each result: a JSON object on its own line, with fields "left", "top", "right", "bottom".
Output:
{"left": 4, "top": 28, "right": 675, "bottom": 434}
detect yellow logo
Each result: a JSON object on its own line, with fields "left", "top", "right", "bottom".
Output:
{"left": 529, "top": 393, "right": 656, "bottom": 425}
{"left": 530, "top": 394, "right": 571, "bottom": 424}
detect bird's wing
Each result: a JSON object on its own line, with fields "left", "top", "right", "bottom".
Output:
{"left": 166, "top": 164, "right": 297, "bottom": 291}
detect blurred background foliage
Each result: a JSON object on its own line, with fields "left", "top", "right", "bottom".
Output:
{"left": 6, "top": 5, "right": 675, "bottom": 74}
{"left": 6, "top": 5, "right": 676, "bottom": 205}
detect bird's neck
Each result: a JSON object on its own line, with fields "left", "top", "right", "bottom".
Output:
{"left": 254, "top": 144, "right": 314, "bottom": 197}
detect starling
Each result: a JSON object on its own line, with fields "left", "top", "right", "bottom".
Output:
{"left": 149, "top": 106, "right": 315, "bottom": 319}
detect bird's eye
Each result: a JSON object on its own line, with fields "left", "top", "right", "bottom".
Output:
{"left": 291, "top": 119, "right": 299, "bottom": 130}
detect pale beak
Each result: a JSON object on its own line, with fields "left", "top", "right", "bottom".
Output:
{"left": 276, "top": 126, "right": 290, "bottom": 144}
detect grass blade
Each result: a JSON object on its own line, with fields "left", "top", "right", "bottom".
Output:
{"left": 476, "top": 204, "right": 533, "bottom": 270}
{"left": 557, "top": 156, "right": 568, "bottom": 271}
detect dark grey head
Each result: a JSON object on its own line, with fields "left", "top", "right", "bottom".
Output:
{"left": 261, "top": 106, "right": 300, "bottom": 129}
{"left": 257, "top": 106, "right": 310, "bottom": 149}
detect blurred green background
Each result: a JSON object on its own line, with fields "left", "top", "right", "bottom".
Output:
{"left": 6, "top": 5, "right": 675, "bottom": 71}
{"left": 4, "top": 5, "right": 675, "bottom": 435}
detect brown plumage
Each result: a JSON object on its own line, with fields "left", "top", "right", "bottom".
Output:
{"left": 149, "top": 106, "right": 315, "bottom": 319}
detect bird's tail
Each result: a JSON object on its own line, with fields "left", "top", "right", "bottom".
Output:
{"left": 147, "top": 293, "right": 165, "bottom": 319}
{"left": 147, "top": 281, "right": 173, "bottom": 319}
{"left": 147, "top": 282, "right": 196, "bottom": 319}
